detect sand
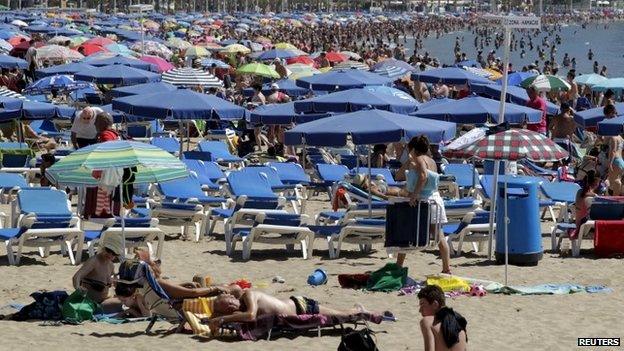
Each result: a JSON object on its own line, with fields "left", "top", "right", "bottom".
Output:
{"left": 0, "top": 196, "right": 623, "bottom": 351}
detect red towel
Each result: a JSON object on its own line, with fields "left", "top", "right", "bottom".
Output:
{"left": 594, "top": 220, "right": 624, "bottom": 258}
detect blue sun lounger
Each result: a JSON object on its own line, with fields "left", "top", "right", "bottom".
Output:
{"left": 198, "top": 140, "right": 243, "bottom": 165}
{"left": 0, "top": 188, "right": 83, "bottom": 265}
{"left": 151, "top": 137, "right": 181, "bottom": 155}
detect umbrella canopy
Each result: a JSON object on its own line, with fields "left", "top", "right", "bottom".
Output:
{"left": 36, "top": 62, "right": 95, "bottom": 78}
{"left": 84, "top": 55, "right": 156, "bottom": 71}
{"left": 74, "top": 64, "right": 161, "bottom": 85}
{"left": 497, "top": 71, "right": 537, "bottom": 86}
{"left": 0, "top": 54, "right": 27, "bottom": 69}
{"left": 220, "top": 43, "right": 251, "bottom": 54}
{"left": 574, "top": 73, "right": 608, "bottom": 87}
{"left": 23, "top": 74, "right": 92, "bottom": 94}
{"left": 166, "top": 37, "right": 192, "bottom": 50}
{"left": 110, "top": 81, "right": 178, "bottom": 98}
{"left": 591, "top": 78, "right": 624, "bottom": 93}
{"left": 47, "top": 35, "right": 72, "bottom": 45}
{"left": 37, "top": 45, "right": 84, "bottom": 61}
{"left": 411, "top": 95, "right": 542, "bottom": 124}
{"left": 445, "top": 128, "right": 568, "bottom": 162}
{"left": 237, "top": 62, "right": 280, "bottom": 79}
{"left": 372, "top": 65, "right": 411, "bottom": 79}
{"left": 294, "top": 86, "right": 418, "bottom": 115}
{"left": 412, "top": 67, "right": 492, "bottom": 85}
{"left": 257, "top": 49, "right": 299, "bottom": 60}
{"left": 139, "top": 55, "right": 174, "bottom": 73}
{"left": 274, "top": 42, "right": 298, "bottom": 50}
{"left": 250, "top": 102, "right": 331, "bottom": 125}
{"left": 319, "top": 51, "right": 347, "bottom": 63}
{"left": 371, "top": 58, "right": 416, "bottom": 73}
{"left": 0, "top": 94, "right": 24, "bottom": 109}
{"left": 470, "top": 83, "right": 560, "bottom": 115}
{"left": 105, "top": 43, "right": 136, "bottom": 57}
{"left": 574, "top": 103, "right": 624, "bottom": 128}
{"left": 77, "top": 42, "right": 109, "bottom": 56}
{"left": 598, "top": 115, "right": 624, "bottom": 136}
{"left": 131, "top": 41, "right": 172, "bottom": 59}
{"left": 332, "top": 60, "right": 369, "bottom": 71}
{"left": 46, "top": 140, "right": 188, "bottom": 186}
{"left": 296, "top": 69, "right": 393, "bottom": 91}
{"left": 285, "top": 109, "right": 456, "bottom": 146}
{"left": 112, "top": 87, "right": 246, "bottom": 120}
{"left": 286, "top": 63, "right": 320, "bottom": 80}
{"left": 185, "top": 45, "right": 210, "bottom": 58}
{"left": 84, "top": 37, "right": 115, "bottom": 47}
{"left": 200, "top": 58, "right": 230, "bottom": 69}
{"left": 162, "top": 67, "right": 223, "bottom": 88}
{"left": 0, "top": 96, "right": 75, "bottom": 120}
{"left": 286, "top": 55, "right": 315, "bottom": 66}
{"left": 520, "top": 74, "right": 571, "bottom": 92}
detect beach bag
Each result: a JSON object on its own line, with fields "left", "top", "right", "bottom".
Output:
{"left": 11, "top": 290, "right": 68, "bottom": 321}
{"left": 338, "top": 325, "right": 379, "bottom": 351}
{"left": 61, "top": 290, "right": 101, "bottom": 323}
{"left": 366, "top": 263, "right": 407, "bottom": 292}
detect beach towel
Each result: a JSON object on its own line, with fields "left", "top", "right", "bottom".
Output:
{"left": 366, "top": 263, "right": 407, "bottom": 292}
{"left": 594, "top": 220, "right": 624, "bottom": 258}
{"left": 426, "top": 276, "right": 471, "bottom": 293}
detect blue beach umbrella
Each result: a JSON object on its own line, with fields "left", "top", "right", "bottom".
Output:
{"left": 574, "top": 103, "right": 624, "bottom": 128}
{"left": 471, "top": 83, "right": 560, "bottom": 115}
{"left": 284, "top": 109, "right": 456, "bottom": 146}
{"left": 294, "top": 86, "right": 418, "bottom": 114}
{"left": 112, "top": 87, "right": 246, "bottom": 120}
{"left": 497, "top": 71, "right": 537, "bottom": 86}
{"left": 84, "top": 55, "right": 156, "bottom": 71}
{"left": 598, "top": 115, "right": 624, "bottom": 136}
{"left": 24, "top": 74, "right": 93, "bottom": 94}
{"left": 592, "top": 78, "right": 624, "bottom": 93}
{"left": 36, "top": 62, "right": 96, "bottom": 78}
{"left": 257, "top": 49, "right": 299, "bottom": 60}
{"left": 0, "top": 54, "right": 27, "bottom": 69}
{"left": 411, "top": 95, "right": 542, "bottom": 124}
{"left": 250, "top": 102, "right": 331, "bottom": 125}
{"left": 111, "top": 82, "right": 178, "bottom": 98}
{"left": 412, "top": 67, "right": 492, "bottom": 85}
{"left": 296, "top": 69, "right": 393, "bottom": 91}
{"left": 74, "top": 65, "right": 161, "bottom": 85}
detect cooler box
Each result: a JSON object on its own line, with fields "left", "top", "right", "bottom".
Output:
{"left": 495, "top": 176, "right": 543, "bottom": 265}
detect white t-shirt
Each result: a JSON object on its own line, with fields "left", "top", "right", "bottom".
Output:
{"left": 71, "top": 107, "right": 103, "bottom": 139}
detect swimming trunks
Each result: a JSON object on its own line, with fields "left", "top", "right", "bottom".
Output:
{"left": 290, "top": 296, "right": 320, "bottom": 315}
{"left": 613, "top": 157, "right": 624, "bottom": 171}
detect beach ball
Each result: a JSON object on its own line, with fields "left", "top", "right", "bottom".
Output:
{"left": 469, "top": 284, "right": 486, "bottom": 297}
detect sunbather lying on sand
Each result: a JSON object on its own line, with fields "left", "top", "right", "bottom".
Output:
{"left": 207, "top": 290, "right": 373, "bottom": 334}
{"left": 114, "top": 250, "right": 244, "bottom": 317}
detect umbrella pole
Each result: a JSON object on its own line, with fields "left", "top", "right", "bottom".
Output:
{"left": 504, "top": 163, "right": 509, "bottom": 286}
{"left": 367, "top": 145, "right": 372, "bottom": 218}
{"left": 178, "top": 120, "right": 184, "bottom": 159}
{"left": 487, "top": 161, "right": 500, "bottom": 261}
{"left": 119, "top": 182, "right": 126, "bottom": 261}
{"left": 186, "top": 121, "right": 191, "bottom": 152}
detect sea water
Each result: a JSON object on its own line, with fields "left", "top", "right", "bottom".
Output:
{"left": 405, "top": 21, "right": 624, "bottom": 77}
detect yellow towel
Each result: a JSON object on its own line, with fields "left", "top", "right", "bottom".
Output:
{"left": 426, "top": 275, "right": 471, "bottom": 293}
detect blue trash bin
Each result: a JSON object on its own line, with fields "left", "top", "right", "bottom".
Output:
{"left": 495, "top": 176, "right": 543, "bottom": 265}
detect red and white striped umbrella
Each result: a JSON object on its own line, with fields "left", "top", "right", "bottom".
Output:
{"left": 444, "top": 129, "right": 568, "bottom": 162}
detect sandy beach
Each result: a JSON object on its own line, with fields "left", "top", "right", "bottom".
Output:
{"left": 1, "top": 196, "right": 622, "bottom": 351}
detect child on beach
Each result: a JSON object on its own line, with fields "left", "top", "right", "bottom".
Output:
{"left": 418, "top": 285, "right": 467, "bottom": 351}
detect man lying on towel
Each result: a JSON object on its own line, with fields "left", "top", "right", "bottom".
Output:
{"left": 207, "top": 290, "right": 372, "bottom": 333}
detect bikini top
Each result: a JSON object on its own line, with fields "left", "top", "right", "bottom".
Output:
{"left": 406, "top": 169, "right": 439, "bottom": 198}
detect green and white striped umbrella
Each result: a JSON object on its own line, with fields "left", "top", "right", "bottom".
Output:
{"left": 520, "top": 74, "right": 571, "bottom": 92}
{"left": 47, "top": 140, "right": 188, "bottom": 186}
